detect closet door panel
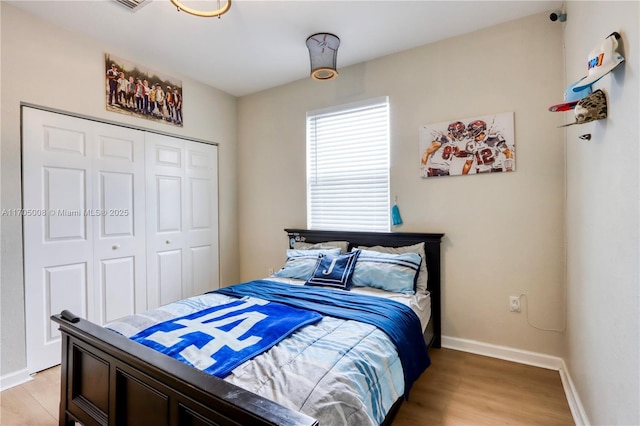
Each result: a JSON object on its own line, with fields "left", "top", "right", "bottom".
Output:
{"left": 44, "top": 167, "right": 87, "bottom": 240}
{"left": 146, "top": 134, "right": 188, "bottom": 308}
{"left": 157, "top": 249, "right": 184, "bottom": 306}
{"left": 45, "top": 263, "right": 88, "bottom": 340}
{"left": 99, "top": 171, "right": 135, "bottom": 236}
{"left": 190, "top": 178, "right": 212, "bottom": 229}
{"left": 101, "top": 257, "right": 136, "bottom": 324}
{"left": 93, "top": 122, "right": 146, "bottom": 323}
{"left": 191, "top": 245, "right": 213, "bottom": 296}
{"left": 185, "top": 142, "right": 219, "bottom": 296}
{"left": 157, "top": 175, "right": 183, "bottom": 232}
{"left": 23, "top": 108, "right": 94, "bottom": 373}
{"left": 146, "top": 134, "right": 218, "bottom": 309}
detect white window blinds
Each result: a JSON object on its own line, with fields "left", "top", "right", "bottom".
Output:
{"left": 306, "top": 97, "right": 390, "bottom": 232}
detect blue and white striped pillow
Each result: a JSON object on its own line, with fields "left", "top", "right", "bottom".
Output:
{"left": 273, "top": 248, "right": 341, "bottom": 280}
{"left": 351, "top": 249, "right": 422, "bottom": 294}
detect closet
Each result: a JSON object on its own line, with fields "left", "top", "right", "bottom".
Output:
{"left": 22, "top": 107, "right": 219, "bottom": 373}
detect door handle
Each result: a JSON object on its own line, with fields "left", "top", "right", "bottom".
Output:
{"left": 112, "top": 244, "right": 120, "bottom": 250}
{"left": 165, "top": 240, "right": 171, "bottom": 244}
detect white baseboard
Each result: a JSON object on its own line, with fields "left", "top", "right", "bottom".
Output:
{"left": 558, "top": 359, "right": 590, "bottom": 426}
{"left": 0, "top": 368, "right": 32, "bottom": 391}
{"left": 441, "top": 335, "right": 589, "bottom": 426}
{"left": 441, "top": 335, "right": 563, "bottom": 370}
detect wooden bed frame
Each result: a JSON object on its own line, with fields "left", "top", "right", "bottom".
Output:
{"left": 51, "top": 229, "right": 443, "bottom": 426}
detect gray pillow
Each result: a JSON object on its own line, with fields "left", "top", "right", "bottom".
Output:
{"left": 273, "top": 248, "right": 342, "bottom": 280}
{"left": 293, "top": 240, "right": 349, "bottom": 254}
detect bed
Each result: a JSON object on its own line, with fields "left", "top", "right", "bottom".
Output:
{"left": 52, "top": 229, "right": 443, "bottom": 426}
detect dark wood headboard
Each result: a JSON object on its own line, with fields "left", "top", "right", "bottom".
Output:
{"left": 285, "top": 229, "right": 444, "bottom": 348}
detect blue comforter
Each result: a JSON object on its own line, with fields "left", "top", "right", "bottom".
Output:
{"left": 214, "top": 280, "right": 430, "bottom": 396}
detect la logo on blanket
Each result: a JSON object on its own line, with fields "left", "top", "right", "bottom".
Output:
{"left": 131, "top": 297, "right": 321, "bottom": 378}
{"left": 147, "top": 298, "right": 269, "bottom": 370}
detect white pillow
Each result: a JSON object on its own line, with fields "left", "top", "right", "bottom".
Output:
{"left": 356, "top": 242, "right": 428, "bottom": 294}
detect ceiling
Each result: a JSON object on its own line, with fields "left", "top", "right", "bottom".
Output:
{"left": 8, "top": 0, "right": 562, "bottom": 97}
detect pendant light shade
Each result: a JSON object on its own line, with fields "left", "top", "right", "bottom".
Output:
{"left": 306, "top": 33, "right": 340, "bottom": 81}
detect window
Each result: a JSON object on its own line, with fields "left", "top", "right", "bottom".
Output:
{"left": 306, "top": 97, "right": 390, "bottom": 232}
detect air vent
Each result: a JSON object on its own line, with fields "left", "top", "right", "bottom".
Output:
{"left": 113, "top": 0, "right": 150, "bottom": 12}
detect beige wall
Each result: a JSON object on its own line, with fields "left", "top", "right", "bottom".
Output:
{"left": 563, "top": 2, "right": 639, "bottom": 424}
{"left": 0, "top": 3, "right": 240, "bottom": 376}
{"left": 238, "top": 12, "right": 567, "bottom": 356}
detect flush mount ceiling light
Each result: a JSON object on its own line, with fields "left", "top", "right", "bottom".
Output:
{"left": 306, "top": 33, "right": 340, "bottom": 81}
{"left": 170, "top": 0, "right": 231, "bottom": 18}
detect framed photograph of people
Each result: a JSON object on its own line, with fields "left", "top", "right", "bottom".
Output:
{"left": 419, "top": 112, "right": 515, "bottom": 178}
{"left": 105, "top": 53, "right": 183, "bottom": 127}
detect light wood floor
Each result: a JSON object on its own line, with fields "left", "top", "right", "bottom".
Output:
{"left": 0, "top": 348, "right": 574, "bottom": 425}
{"left": 0, "top": 365, "right": 59, "bottom": 425}
{"left": 394, "top": 349, "right": 574, "bottom": 425}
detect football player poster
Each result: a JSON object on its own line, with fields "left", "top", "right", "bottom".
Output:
{"left": 419, "top": 112, "right": 515, "bottom": 178}
{"left": 105, "top": 53, "right": 184, "bottom": 127}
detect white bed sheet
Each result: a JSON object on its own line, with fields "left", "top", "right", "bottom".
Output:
{"left": 264, "top": 277, "right": 432, "bottom": 332}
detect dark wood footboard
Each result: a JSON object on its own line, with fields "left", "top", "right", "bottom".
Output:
{"left": 51, "top": 311, "right": 318, "bottom": 426}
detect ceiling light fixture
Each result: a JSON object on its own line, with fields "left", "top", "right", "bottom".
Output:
{"left": 170, "top": 0, "right": 231, "bottom": 18}
{"left": 306, "top": 33, "right": 340, "bottom": 81}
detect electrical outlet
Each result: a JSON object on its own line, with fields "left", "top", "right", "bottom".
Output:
{"left": 267, "top": 268, "right": 274, "bottom": 276}
{"left": 509, "top": 296, "right": 521, "bottom": 312}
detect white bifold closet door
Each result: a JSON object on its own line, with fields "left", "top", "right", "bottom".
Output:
{"left": 145, "top": 132, "right": 219, "bottom": 309}
{"left": 22, "top": 107, "right": 219, "bottom": 374}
